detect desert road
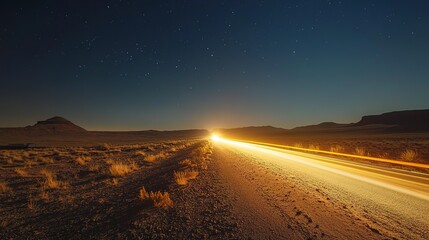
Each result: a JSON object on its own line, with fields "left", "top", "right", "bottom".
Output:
{"left": 211, "top": 137, "right": 429, "bottom": 239}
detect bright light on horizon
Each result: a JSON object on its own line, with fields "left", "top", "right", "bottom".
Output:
{"left": 211, "top": 134, "right": 221, "bottom": 141}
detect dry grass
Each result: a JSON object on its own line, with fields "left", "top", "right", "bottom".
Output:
{"left": 135, "top": 150, "right": 146, "bottom": 157}
{"left": 88, "top": 163, "right": 100, "bottom": 172}
{"left": 28, "top": 196, "right": 35, "bottom": 210}
{"left": 354, "top": 147, "right": 366, "bottom": 156}
{"left": 40, "top": 169, "right": 65, "bottom": 189}
{"left": 293, "top": 143, "right": 303, "bottom": 148}
{"left": 174, "top": 169, "right": 199, "bottom": 185}
{"left": 40, "top": 187, "right": 49, "bottom": 201}
{"left": 179, "top": 159, "right": 194, "bottom": 167}
{"left": 308, "top": 144, "right": 320, "bottom": 150}
{"left": 330, "top": 145, "right": 344, "bottom": 153}
{"left": 75, "top": 156, "right": 91, "bottom": 165}
{"left": 111, "top": 178, "right": 119, "bottom": 186}
{"left": 0, "top": 181, "right": 11, "bottom": 193}
{"left": 108, "top": 162, "right": 132, "bottom": 177}
{"left": 400, "top": 149, "right": 419, "bottom": 161}
{"left": 174, "top": 171, "right": 188, "bottom": 185}
{"left": 144, "top": 151, "right": 167, "bottom": 163}
{"left": 38, "top": 156, "right": 54, "bottom": 164}
{"left": 15, "top": 168, "right": 28, "bottom": 177}
{"left": 139, "top": 187, "right": 173, "bottom": 208}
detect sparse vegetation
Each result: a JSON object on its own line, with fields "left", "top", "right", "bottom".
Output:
{"left": 330, "top": 145, "right": 344, "bottom": 153}
{"left": 75, "top": 156, "right": 91, "bottom": 165}
{"left": 15, "top": 168, "right": 28, "bottom": 177}
{"left": 400, "top": 149, "right": 419, "bottom": 161}
{"left": 108, "top": 162, "right": 132, "bottom": 177}
{"left": 139, "top": 186, "right": 173, "bottom": 208}
{"left": 0, "top": 181, "right": 11, "bottom": 192}
{"left": 174, "top": 169, "right": 199, "bottom": 185}
{"left": 144, "top": 151, "right": 167, "bottom": 163}
{"left": 293, "top": 143, "right": 303, "bottom": 148}
{"left": 354, "top": 147, "right": 366, "bottom": 156}
{"left": 28, "top": 196, "right": 35, "bottom": 210}
{"left": 308, "top": 144, "right": 320, "bottom": 150}
{"left": 40, "top": 169, "right": 65, "bottom": 189}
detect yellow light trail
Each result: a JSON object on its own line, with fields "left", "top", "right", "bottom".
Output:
{"left": 227, "top": 138, "right": 429, "bottom": 169}
{"left": 212, "top": 136, "right": 429, "bottom": 201}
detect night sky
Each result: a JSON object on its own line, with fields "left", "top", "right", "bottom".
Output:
{"left": 1, "top": 1, "right": 428, "bottom": 130}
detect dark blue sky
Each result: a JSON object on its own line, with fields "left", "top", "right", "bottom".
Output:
{"left": 1, "top": 1, "right": 428, "bottom": 130}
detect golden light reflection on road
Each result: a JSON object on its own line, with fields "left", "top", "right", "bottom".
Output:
{"left": 212, "top": 136, "right": 429, "bottom": 201}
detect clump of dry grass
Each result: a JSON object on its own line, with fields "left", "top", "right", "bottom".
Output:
{"left": 38, "top": 156, "right": 54, "bottom": 164}
{"left": 40, "top": 169, "right": 65, "bottom": 189}
{"left": 135, "top": 150, "right": 146, "bottom": 157}
{"left": 330, "top": 145, "right": 344, "bottom": 153}
{"left": 400, "top": 149, "right": 419, "bottom": 161}
{"left": 308, "top": 144, "right": 320, "bottom": 150}
{"left": 293, "top": 143, "right": 303, "bottom": 148}
{"left": 139, "top": 187, "right": 173, "bottom": 208}
{"left": 0, "top": 181, "right": 11, "bottom": 193}
{"left": 144, "top": 151, "right": 167, "bottom": 163}
{"left": 100, "top": 143, "right": 112, "bottom": 151}
{"left": 130, "top": 161, "right": 139, "bottom": 171}
{"left": 108, "top": 162, "right": 132, "bottom": 177}
{"left": 111, "top": 178, "right": 119, "bottom": 186}
{"left": 174, "top": 169, "right": 199, "bottom": 185}
{"left": 40, "top": 187, "right": 49, "bottom": 201}
{"left": 15, "top": 168, "right": 28, "bottom": 177}
{"left": 75, "top": 156, "right": 91, "bottom": 165}
{"left": 28, "top": 196, "right": 35, "bottom": 210}
{"left": 354, "top": 147, "right": 366, "bottom": 156}
{"left": 88, "top": 163, "right": 100, "bottom": 172}
{"left": 179, "top": 159, "right": 194, "bottom": 167}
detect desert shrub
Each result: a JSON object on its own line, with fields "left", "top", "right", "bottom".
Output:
{"left": 38, "top": 156, "right": 54, "bottom": 164}
{"left": 15, "top": 168, "right": 28, "bottom": 177}
{"left": 308, "top": 144, "right": 320, "bottom": 150}
{"left": 354, "top": 147, "right": 366, "bottom": 156}
{"left": 174, "top": 171, "right": 187, "bottom": 185}
{"left": 400, "top": 149, "right": 419, "bottom": 161}
{"left": 377, "top": 152, "right": 390, "bottom": 159}
{"left": 111, "top": 178, "right": 119, "bottom": 186}
{"left": 88, "top": 163, "right": 100, "bottom": 172}
{"left": 135, "top": 150, "right": 146, "bottom": 157}
{"left": 293, "top": 143, "right": 303, "bottom": 148}
{"left": 100, "top": 143, "right": 112, "bottom": 151}
{"left": 139, "top": 187, "right": 173, "bottom": 208}
{"left": 75, "top": 156, "right": 91, "bottom": 165}
{"left": 0, "top": 181, "right": 10, "bottom": 192}
{"left": 130, "top": 161, "right": 139, "bottom": 171}
{"left": 330, "top": 145, "right": 344, "bottom": 153}
{"left": 174, "top": 169, "right": 199, "bottom": 185}
{"left": 144, "top": 151, "right": 167, "bottom": 163}
{"left": 108, "top": 162, "right": 132, "bottom": 177}
{"left": 28, "top": 196, "right": 35, "bottom": 209}
{"left": 179, "top": 159, "right": 194, "bottom": 167}
{"left": 40, "top": 187, "right": 49, "bottom": 201}
{"left": 40, "top": 169, "right": 65, "bottom": 189}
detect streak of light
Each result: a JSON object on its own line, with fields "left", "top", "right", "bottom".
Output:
{"left": 229, "top": 139, "right": 429, "bottom": 169}
{"left": 214, "top": 136, "right": 429, "bottom": 201}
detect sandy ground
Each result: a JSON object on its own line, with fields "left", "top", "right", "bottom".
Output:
{"left": 1, "top": 138, "right": 427, "bottom": 239}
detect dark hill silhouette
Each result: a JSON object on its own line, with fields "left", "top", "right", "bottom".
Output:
{"left": 27, "top": 116, "right": 87, "bottom": 133}
{"left": 219, "top": 109, "right": 429, "bottom": 137}
{"left": 355, "top": 109, "right": 429, "bottom": 131}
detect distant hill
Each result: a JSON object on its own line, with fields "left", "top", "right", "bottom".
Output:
{"left": 0, "top": 116, "right": 208, "bottom": 146}
{"left": 291, "top": 122, "right": 351, "bottom": 132}
{"left": 354, "top": 109, "right": 429, "bottom": 131}
{"left": 26, "top": 116, "right": 87, "bottom": 133}
{"left": 219, "top": 109, "right": 429, "bottom": 137}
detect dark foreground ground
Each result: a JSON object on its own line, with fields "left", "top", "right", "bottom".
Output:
{"left": 1, "top": 136, "right": 428, "bottom": 239}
